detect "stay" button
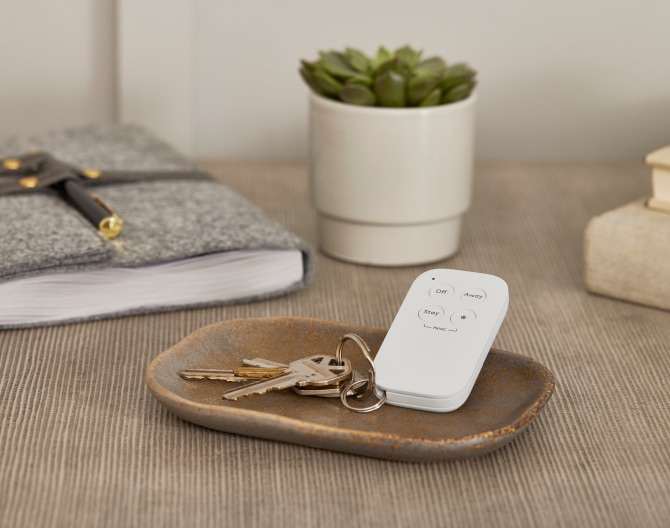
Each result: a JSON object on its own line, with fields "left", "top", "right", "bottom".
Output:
{"left": 418, "top": 305, "right": 445, "bottom": 322}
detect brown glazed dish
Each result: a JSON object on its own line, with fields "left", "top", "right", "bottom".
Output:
{"left": 146, "top": 317, "right": 555, "bottom": 462}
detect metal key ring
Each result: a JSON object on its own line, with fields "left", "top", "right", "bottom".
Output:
{"left": 340, "top": 377, "right": 387, "bottom": 413}
{"left": 336, "top": 333, "right": 387, "bottom": 412}
{"left": 336, "top": 333, "right": 375, "bottom": 398}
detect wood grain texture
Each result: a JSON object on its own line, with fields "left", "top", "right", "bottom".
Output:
{"left": 2, "top": 160, "right": 668, "bottom": 527}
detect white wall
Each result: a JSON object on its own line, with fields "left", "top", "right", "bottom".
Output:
{"left": 0, "top": 0, "right": 116, "bottom": 139}
{"left": 118, "top": 1, "right": 195, "bottom": 158}
{"left": 1, "top": 0, "right": 669, "bottom": 161}
{"left": 192, "top": 0, "right": 670, "bottom": 161}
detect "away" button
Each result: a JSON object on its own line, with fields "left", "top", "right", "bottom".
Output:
{"left": 460, "top": 288, "right": 487, "bottom": 304}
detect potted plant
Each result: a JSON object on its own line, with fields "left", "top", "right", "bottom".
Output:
{"left": 300, "top": 45, "right": 477, "bottom": 266}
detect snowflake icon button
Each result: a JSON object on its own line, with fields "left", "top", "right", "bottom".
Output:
{"left": 450, "top": 309, "right": 476, "bottom": 327}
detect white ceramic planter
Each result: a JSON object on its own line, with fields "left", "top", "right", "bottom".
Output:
{"left": 309, "top": 92, "right": 476, "bottom": 266}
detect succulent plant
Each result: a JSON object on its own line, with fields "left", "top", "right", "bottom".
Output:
{"left": 299, "top": 45, "right": 476, "bottom": 108}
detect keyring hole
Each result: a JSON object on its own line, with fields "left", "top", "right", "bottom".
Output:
{"left": 340, "top": 376, "right": 387, "bottom": 413}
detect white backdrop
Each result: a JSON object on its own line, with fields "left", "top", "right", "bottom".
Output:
{"left": 0, "top": 0, "right": 116, "bottom": 139}
{"left": 2, "top": 0, "right": 670, "bottom": 161}
{"left": 189, "top": 0, "right": 670, "bottom": 161}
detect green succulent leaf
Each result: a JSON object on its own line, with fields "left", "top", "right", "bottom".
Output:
{"left": 299, "top": 46, "right": 477, "bottom": 108}
{"left": 313, "top": 68, "right": 344, "bottom": 98}
{"left": 441, "top": 81, "right": 476, "bottom": 104}
{"left": 414, "top": 56, "right": 447, "bottom": 79}
{"left": 340, "top": 82, "right": 377, "bottom": 106}
{"left": 440, "top": 63, "right": 477, "bottom": 91}
{"left": 345, "top": 47, "right": 370, "bottom": 73}
{"left": 374, "top": 70, "right": 407, "bottom": 107}
{"left": 374, "top": 46, "right": 393, "bottom": 68}
{"left": 319, "top": 51, "right": 359, "bottom": 80}
{"left": 299, "top": 64, "right": 324, "bottom": 95}
{"left": 376, "top": 57, "right": 412, "bottom": 80}
{"left": 407, "top": 75, "right": 439, "bottom": 106}
{"left": 300, "top": 59, "right": 316, "bottom": 70}
{"left": 350, "top": 73, "right": 374, "bottom": 86}
{"left": 375, "top": 58, "right": 394, "bottom": 75}
{"left": 418, "top": 88, "right": 442, "bottom": 107}
{"left": 394, "top": 45, "right": 422, "bottom": 68}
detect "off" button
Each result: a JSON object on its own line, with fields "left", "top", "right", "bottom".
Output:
{"left": 429, "top": 283, "right": 455, "bottom": 300}
{"left": 418, "top": 305, "right": 445, "bottom": 322}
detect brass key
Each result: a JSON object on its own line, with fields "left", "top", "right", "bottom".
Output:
{"left": 179, "top": 366, "right": 287, "bottom": 382}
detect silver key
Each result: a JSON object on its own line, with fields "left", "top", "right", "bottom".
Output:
{"left": 242, "top": 358, "right": 289, "bottom": 368}
{"left": 248, "top": 357, "right": 364, "bottom": 398}
{"left": 293, "top": 369, "right": 368, "bottom": 398}
{"left": 223, "top": 354, "right": 352, "bottom": 401}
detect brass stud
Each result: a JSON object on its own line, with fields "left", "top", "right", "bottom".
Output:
{"left": 82, "top": 168, "right": 102, "bottom": 179}
{"left": 99, "top": 215, "right": 123, "bottom": 239}
{"left": 19, "top": 176, "right": 40, "bottom": 188}
{"left": 3, "top": 158, "right": 21, "bottom": 170}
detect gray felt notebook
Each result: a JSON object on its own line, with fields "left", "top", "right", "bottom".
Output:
{"left": 0, "top": 125, "right": 313, "bottom": 328}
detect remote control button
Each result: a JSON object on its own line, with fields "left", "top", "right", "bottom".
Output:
{"left": 450, "top": 309, "right": 476, "bottom": 327}
{"left": 460, "top": 288, "right": 487, "bottom": 304}
{"left": 429, "top": 283, "right": 455, "bottom": 300}
{"left": 418, "top": 305, "right": 445, "bottom": 322}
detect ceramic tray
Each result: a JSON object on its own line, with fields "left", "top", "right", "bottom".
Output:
{"left": 146, "top": 317, "right": 555, "bottom": 462}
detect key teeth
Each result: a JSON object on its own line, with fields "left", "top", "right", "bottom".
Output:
{"left": 223, "top": 386, "right": 279, "bottom": 401}
{"left": 222, "top": 388, "right": 246, "bottom": 401}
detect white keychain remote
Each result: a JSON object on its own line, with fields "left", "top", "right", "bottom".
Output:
{"left": 374, "top": 268, "right": 509, "bottom": 412}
